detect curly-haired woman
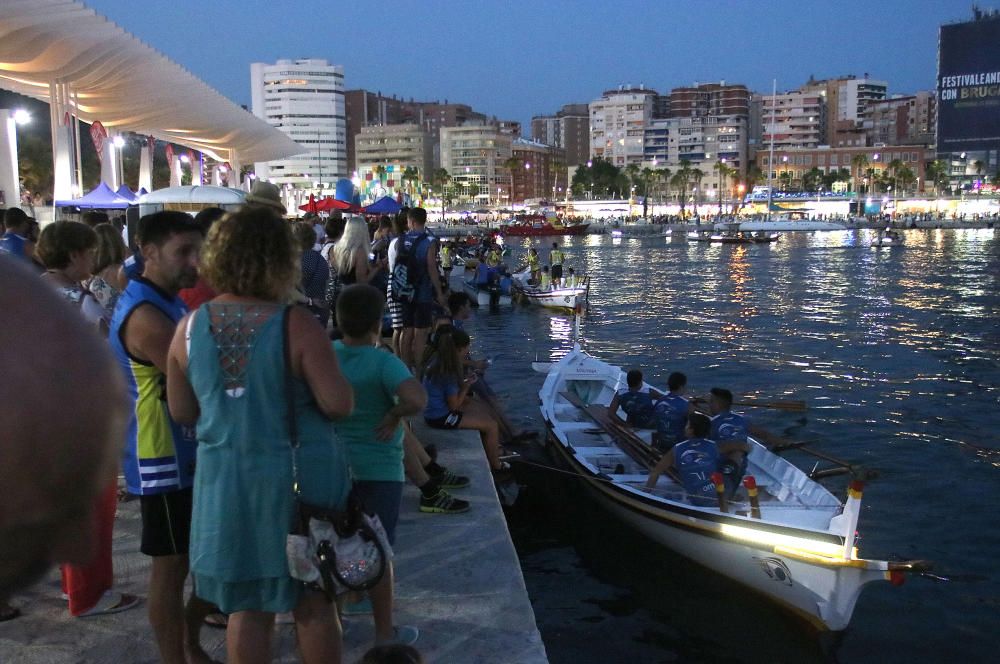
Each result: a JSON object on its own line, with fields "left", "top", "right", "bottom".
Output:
{"left": 166, "top": 207, "right": 354, "bottom": 663}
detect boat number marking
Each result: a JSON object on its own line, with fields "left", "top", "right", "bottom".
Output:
{"left": 754, "top": 557, "right": 793, "bottom": 586}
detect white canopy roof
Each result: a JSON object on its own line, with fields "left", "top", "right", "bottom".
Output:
{"left": 0, "top": 0, "right": 305, "bottom": 164}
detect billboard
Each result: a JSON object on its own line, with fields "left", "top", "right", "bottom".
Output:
{"left": 937, "top": 17, "right": 1000, "bottom": 153}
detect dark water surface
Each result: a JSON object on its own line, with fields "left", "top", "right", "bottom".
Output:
{"left": 454, "top": 228, "right": 1000, "bottom": 663}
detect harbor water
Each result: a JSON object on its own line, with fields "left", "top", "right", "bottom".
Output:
{"left": 452, "top": 228, "right": 1000, "bottom": 663}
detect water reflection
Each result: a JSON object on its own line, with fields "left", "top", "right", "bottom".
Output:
{"left": 464, "top": 229, "right": 1000, "bottom": 663}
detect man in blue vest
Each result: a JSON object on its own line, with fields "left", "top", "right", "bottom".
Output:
{"left": 109, "top": 211, "right": 214, "bottom": 664}
{"left": 652, "top": 372, "right": 691, "bottom": 452}
{"left": 608, "top": 369, "right": 663, "bottom": 428}
{"left": 398, "top": 207, "right": 447, "bottom": 370}
{"left": 708, "top": 387, "right": 752, "bottom": 495}
{"left": 645, "top": 413, "right": 719, "bottom": 506}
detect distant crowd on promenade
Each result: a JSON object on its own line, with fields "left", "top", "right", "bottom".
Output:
{"left": 0, "top": 179, "right": 526, "bottom": 663}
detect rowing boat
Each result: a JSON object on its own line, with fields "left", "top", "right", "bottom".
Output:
{"left": 688, "top": 230, "right": 780, "bottom": 244}
{"left": 538, "top": 345, "right": 928, "bottom": 631}
{"left": 463, "top": 279, "right": 512, "bottom": 307}
{"left": 511, "top": 269, "right": 589, "bottom": 311}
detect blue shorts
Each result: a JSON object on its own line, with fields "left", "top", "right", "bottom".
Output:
{"left": 352, "top": 480, "right": 403, "bottom": 546}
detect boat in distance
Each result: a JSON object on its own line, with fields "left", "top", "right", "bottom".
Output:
{"left": 538, "top": 346, "right": 930, "bottom": 631}
{"left": 688, "top": 230, "right": 780, "bottom": 244}
{"left": 717, "top": 219, "right": 848, "bottom": 232}
{"left": 501, "top": 215, "right": 590, "bottom": 236}
{"left": 511, "top": 269, "right": 589, "bottom": 311}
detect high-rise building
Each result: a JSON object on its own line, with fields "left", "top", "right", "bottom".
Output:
{"left": 799, "top": 75, "right": 888, "bottom": 147}
{"left": 758, "top": 89, "right": 825, "bottom": 151}
{"left": 354, "top": 124, "right": 433, "bottom": 201}
{"left": 530, "top": 103, "right": 590, "bottom": 165}
{"left": 510, "top": 138, "right": 567, "bottom": 203}
{"left": 439, "top": 123, "right": 512, "bottom": 206}
{"left": 249, "top": 58, "right": 346, "bottom": 193}
{"left": 589, "top": 86, "right": 658, "bottom": 166}
{"left": 868, "top": 92, "right": 936, "bottom": 147}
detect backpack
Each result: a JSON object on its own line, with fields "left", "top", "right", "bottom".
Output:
{"left": 391, "top": 232, "right": 428, "bottom": 303}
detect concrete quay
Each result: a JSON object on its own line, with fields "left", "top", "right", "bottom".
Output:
{"left": 0, "top": 424, "right": 547, "bottom": 664}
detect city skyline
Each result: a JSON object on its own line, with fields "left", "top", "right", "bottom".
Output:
{"left": 85, "top": 0, "right": 994, "bottom": 125}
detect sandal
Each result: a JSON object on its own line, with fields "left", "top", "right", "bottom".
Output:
{"left": 77, "top": 591, "right": 140, "bottom": 618}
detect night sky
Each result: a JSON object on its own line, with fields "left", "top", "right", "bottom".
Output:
{"left": 85, "top": 0, "right": 995, "bottom": 124}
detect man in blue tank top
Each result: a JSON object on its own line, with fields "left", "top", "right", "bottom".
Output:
{"left": 608, "top": 369, "right": 663, "bottom": 428}
{"left": 652, "top": 372, "right": 691, "bottom": 451}
{"left": 646, "top": 413, "right": 719, "bottom": 506}
{"left": 108, "top": 211, "right": 214, "bottom": 664}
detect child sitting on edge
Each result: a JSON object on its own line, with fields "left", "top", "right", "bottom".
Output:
{"left": 333, "top": 284, "right": 425, "bottom": 647}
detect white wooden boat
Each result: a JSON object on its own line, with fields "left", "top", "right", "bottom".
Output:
{"left": 687, "top": 230, "right": 780, "bottom": 244}
{"left": 463, "top": 279, "right": 512, "bottom": 306}
{"left": 511, "top": 269, "right": 589, "bottom": 311}
{"left": 538, "top": 345, "right": 928, "bottom": 631}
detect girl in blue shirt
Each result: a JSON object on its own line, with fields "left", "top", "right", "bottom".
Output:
{"left": 422, "top": 327, "right": 508, "bottom": 473}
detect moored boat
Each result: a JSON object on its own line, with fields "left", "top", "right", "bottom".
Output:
{"left": 688, "top": 230, "right": 780, "bottom": 244}
{"left": 463, "top": 279, "right": 512, "bottom": 307}
{"left": 502, "top": 215, "right": 590, "bottom": 237}
{"left": 538, "top": 346, "right": 929, "bottom": 631}
{"left": 511, "top": 269, "right": 589, "bottom": 311}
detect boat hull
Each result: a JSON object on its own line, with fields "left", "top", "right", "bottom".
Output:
{"left": 537, "top": 345, "right": 912, "bottom": 631}
{"left": 544, "top": 430, "right": 884, "bottom": 632}
{"left": 514, "top": 286, "right": 586, "bottom": 310}
{"left": 463, "top": 281, "right": 512, "bottom": 306}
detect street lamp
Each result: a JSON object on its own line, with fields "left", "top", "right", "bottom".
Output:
{"left": 13, "top": 109, "right": 30, "bottom": 125}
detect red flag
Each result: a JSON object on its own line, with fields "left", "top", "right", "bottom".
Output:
{"left": 90, "top": 121, "right": 108, "bottom": 162}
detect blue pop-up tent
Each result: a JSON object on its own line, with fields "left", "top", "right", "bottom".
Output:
{"left": 55, "top": 182, "right": 133, "bottom": 209}
{"left": 364, "top": 196, "right": 402, "bottom": 214}
{"left": 115, "top": 184, "right": 138, "bottom": 202}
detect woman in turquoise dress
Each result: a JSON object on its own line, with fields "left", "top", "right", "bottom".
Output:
{"left": 166, "top": 207, "right": 354, "bottom": 664}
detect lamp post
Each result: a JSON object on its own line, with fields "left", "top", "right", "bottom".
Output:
{"left": 0, "top": 109, "right": 30, "bottom": 209}
{"left": 586, "top": 160, "right": 593, "bottom": 200}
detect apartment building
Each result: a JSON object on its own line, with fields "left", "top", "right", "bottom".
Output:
{"left": 439, "top": 123, "right": 512, "bottom": 205}
{"left": 249, "top": 58, "right": 346, "bottom": 192}
{"left": 354, "top": 124, "right": 432, "bottom": 200}
{"left": 510, "top": 137, "right": 566, "bottom": 203}
{"left": 589, "top": 86, "right": 658, "bottom": 166}
{"left": 867, "top": 92, "right": 936, "bottom": 146}
{"left": 530, "top": 103, "right": 590, "bottom": 165}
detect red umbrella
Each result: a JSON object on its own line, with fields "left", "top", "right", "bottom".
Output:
{"left": 319, "top": 197, "right": 361, "bottom": 213}
{"left": 298, "top": 193, "right": 318, "bottom": 213}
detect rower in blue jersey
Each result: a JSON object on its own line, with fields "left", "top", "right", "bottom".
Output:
{"left": 645, "top": 413, "right": 719, "bottom": 506}
{"left": 652, "top": 371, "right": 691, "bottom": 451}
{"left": 607, "top": 369, "right": 663, "bottom": 428}
{"left": 708, "top": 387, "right": 751, "bottom": 496}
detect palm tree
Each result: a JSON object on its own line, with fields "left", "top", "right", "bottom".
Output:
{"left": 851, "top": 154, "right": 869, "bottom": 195}
{"left": 713, "top": 161, "right": 729, "bottom": 216}
{"left": 640, "top": 167, "right": 654, "bottom": 217}
{"left": 896, "top": 166, "right": 916, "bottom": 195}
{"left": 690, "top": 167, "right": 705, "bottom": 218}
{"left": 624, "top": 164, "right": 641, "bottom": 208}
{"left": 431, "top": 168, "right": 451, "bottom": 222}
{"left": 655, "top": 167, "right": 672, "bottom": 208}
{"left": 401, "top": 166, "right": 419, "bottom": 201}
{"left": 671, "top": 160, "right": 693, "bottom": 217}
{"left": 924, "top": 160, "right": 948, "bottom": 196}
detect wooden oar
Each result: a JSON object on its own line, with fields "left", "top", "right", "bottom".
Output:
{"left": 769, "top": 441, "right": 879, "bottom": 481}
{"left": 733, "top": 399, "right": 807, "bottom": 412}
{"left": 691, "top": 395, "right": 807, "bottom": 412}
